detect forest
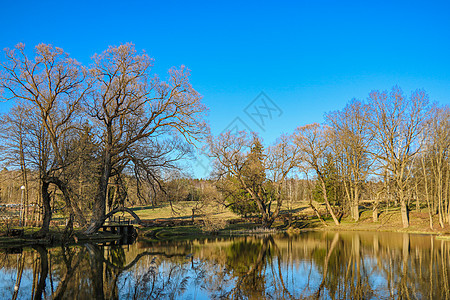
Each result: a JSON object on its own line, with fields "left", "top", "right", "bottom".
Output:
{"left": 0, "top": 43, "right": 449, "bottom": 238}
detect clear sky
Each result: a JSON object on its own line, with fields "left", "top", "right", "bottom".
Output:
{"left": 1, "top": 0, "right": 449, "bottom": 177}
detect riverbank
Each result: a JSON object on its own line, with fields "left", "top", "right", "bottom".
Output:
{"left": 0, "top": 228, "right": 123, "bottom": 249}
{"left": 137, "top": 210, "right": 450, "bottom": 243}
{"left": 1, "top": 206, "right": 450, "bottom": 247}
{"left": 286, "top": 208, "right": 450, "bottom": 237}
{"left": 132, "top": 202, "right": 450, "bottom": 238}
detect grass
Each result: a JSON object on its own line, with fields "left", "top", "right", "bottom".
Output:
{"left": 2, "top": 200, "right": 450, "bottom": 245}
{"left": 82, "top": 201, "right": 450, "bottom": 240}
{"left": 128, "top": 201, "right": 240, "bottom": 221}
{"left": 127, "top": 200, "right": 312, "bottom": 221}
{"left": 311, "top": 206, "right": 450, "bottom": 236}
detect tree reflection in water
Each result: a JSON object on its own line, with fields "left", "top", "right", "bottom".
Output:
{"left": 0, "top": 232, "right": 449, "bottom": 299}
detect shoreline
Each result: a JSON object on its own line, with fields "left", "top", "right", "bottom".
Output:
{"left": 0, "top": 231, "right": 124, "bottom": 249}
{"left": 1, "top": 209, "right": 450, "bottom": 247}
{"left": 1, "top": 226, "right": 449, "bottom": 249}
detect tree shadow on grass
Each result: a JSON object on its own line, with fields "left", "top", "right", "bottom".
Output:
{"left": 280, "top": 218, "right": 320, "bottom": 230}
{"left": 280, "top": 206, "right": 309, "bottom": 215}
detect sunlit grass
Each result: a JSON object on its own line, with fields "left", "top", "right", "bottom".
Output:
{"left": 129, "top": 201, "right": 239, "bottom": 220}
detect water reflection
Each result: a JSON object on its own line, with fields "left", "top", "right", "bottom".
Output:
{"left": 0, "top": 231, "right": 449, "bottom": 299}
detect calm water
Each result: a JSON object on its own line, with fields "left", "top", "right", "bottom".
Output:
{"left": 1, "top": 231, "right": 449, "bottom": 299}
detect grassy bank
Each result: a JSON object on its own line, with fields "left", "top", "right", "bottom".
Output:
{"left": 286, "top": 207, "right": 450, "bottom": 236}
{"left": 128, "top": 201, "right": 240, "bottom": 221}
{"left": 2, "top": 201, "right": 450, "bottom": 247}
{"left": 135, "top": 202, "right": 450, "bottom": 240}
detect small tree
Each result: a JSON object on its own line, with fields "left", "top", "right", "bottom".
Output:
{"left": 295, "top": 123, "right": 340, "bottom": 225}
{"left": 312, "top": 154, "right": 339, "bottom": 207}
{"left": 209, "top": 131, "right": 300, "bottom": 228}
{"left": 218, "top": 175, "right": 259, "bottom": 217}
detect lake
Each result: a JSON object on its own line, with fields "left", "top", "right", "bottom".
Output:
{"left": 1, "top": 231, "right": 449, "bottom": 299}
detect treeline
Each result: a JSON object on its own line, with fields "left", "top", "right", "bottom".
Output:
{"left": 1, "top": 43, "right": 448, "bottom": 234}
{"left": 0, "top": 43, "right": 208, "bottom": 236}
{"left": 208, "top": 87, "right": 450, "bottom": 229}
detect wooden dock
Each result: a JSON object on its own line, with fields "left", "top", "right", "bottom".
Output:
{"left": 101, "top": 224, "right": 136, "bottom": 237}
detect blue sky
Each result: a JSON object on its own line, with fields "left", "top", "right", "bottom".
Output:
{"left": 1, "top": 0, "right": 449, "bottom": 177}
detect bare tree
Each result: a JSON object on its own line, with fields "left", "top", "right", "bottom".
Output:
{"left": 419, "top": 151, "right": 434, "bottom": 229}
{"left": 326, "top": 99, "right": 373, "bottom": 221}
{"left": 367, "top": 87, "right": 432, "bottom": 228}
{"left": 422, "top": 105, "right": 450, "bottom": 227}
{"left": 294, "top": 123, "right": 340, "bottom": 225}
{"left": 266, "top": 134, "right": 302, "bottom": 219}
{"left": 0, "top": 43, "right": 89, "bottom": 236}
{"left": 0, "top": 106, "right": 31, "bottom": 224}
{"left": 85, "top": 43, "right": 208, "bottom": 234}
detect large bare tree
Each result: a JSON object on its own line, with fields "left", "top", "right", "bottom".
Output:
{"left": 367, "top": 86, "right": 432, "bottom": 228}
{"left": 0, "top": 43, "right": 89, "bottom": 236}
{"left": 85, "top": 44, "right": 208, "bottom": 234}
{"left": 326, "top": 99, "right": 373, "bottom": 221}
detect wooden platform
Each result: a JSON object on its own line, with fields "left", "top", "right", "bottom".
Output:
{"left": 101, "top": 224, "right": 135, "bottom": 236}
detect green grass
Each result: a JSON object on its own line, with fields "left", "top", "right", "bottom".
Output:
{"left": 3, "top": 200, "right": 449, "bottom": 245}
{"left": 129, "top": 201, "right": 239, "bottom": 221}
{"left": 128, "top": 200, "right": 313, "bottom": 221}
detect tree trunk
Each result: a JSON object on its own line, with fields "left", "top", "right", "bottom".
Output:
{"left": 34, "top": 180, "right": 52, "bottom": 238}
{"left": 353, "top": 185, "right": 359, "bottom": 222}
{"left": 437, "top": 165, "right": 445, "bottom": 228}
{"left": 260, "top": 205, "right": 275, "bottom": 228}
{"left": 438, "top": 200, "right": 445, "bottom": 228}
{"left": 400, "top": 200, "right": 409, "bottom": 228}
{"left": 320, "top": 179, "right": 340, "bottom": 225}
{"left": 310, "top": 202, "right": 328, "bottom": 226}
{"left": 248, "top": 188, "right": 280, "bottom": 229}
{"left": 63, "top": 215, "right": 74, "bottom": 238}
{"left": 422, "top": 155, "right": 434, "bottom": 230}
{"left": 343, "top": 180, "right": 352, "bottom": 218}
{"left": 85, "top": 152, "right": 112, "bottom": 234}
{"left": 372, "top": 195, "right": 379, "bottom": 222}
{"left": 19, "top": 134, "right": 29, "bottom": 226}
{"left": 262, "top": 218, "right": 274, "bottom": 229}
{"left": 445, "top": 165, "right": 449, "bottom": 225}
{"left": 415, "top": 180, "right": 420, "bottom": 211}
